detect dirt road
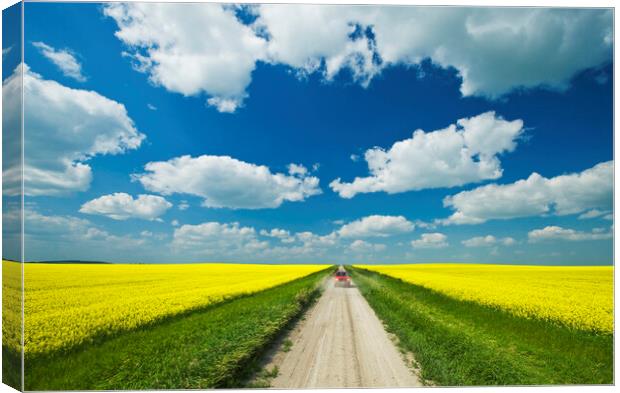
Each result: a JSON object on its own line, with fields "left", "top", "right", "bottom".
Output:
{"left": 268, "top": 278, "right": 422, "bottom": 388}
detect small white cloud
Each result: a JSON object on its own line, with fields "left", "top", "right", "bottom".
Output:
{"left": 260, "top": 228, "right": 295, "bottom": 243}
{"left": 462, "top": 235, "right": 516, "bottom": 247}
{"left": 171, "top": 219, "right": 180, "bottom": 227}
{"left": 138, "top": 231, "right": 167, "bottom": 241}
{"left": 133, "top": 155, "right": 321, "bottom": 209}
{"left": 338, "top": 215, "right": 414, "bottom": 238}
{"left": 442, "top": 161, "right": 612, "bottom": 225}
{"left": 2, "top": 46, "right": 12, "bottom": 58}
{"left": 578, "top": 209, "right": 608, "bottom": 220}
{"left": 350, "top": 154, "right": 360, "bottom": 162}
{"left": 178, "top": 201, "right": 190, "bottom": 211}
{"left": 349, "top": 239, "right": 386, "bottom": 253}
{"left": 312, "top": 163, "right": 320, "bottom": 172}
{"left": 528, "top": 226, "right": 612, "bottom": 242}
{"left": 331, "top": 112, "right": 524, "bottom": 198}
{"left": 288, "top": 163, "right": 308, "bottom": 176}
{"left": 501, "top": 237, "right": 517, "bottom": 246}
{"left": 604, "top": 214, "right": 613, "bottom": 221}
{"left": 33, "top": 41, "right": 87, "bottom": 82}
{"left": 412, "top": 220, "right": 436, "bottom": 230}
{"left": 147, "top": 103, "right": 157, "bottom": 111}
{"left": 206, "top": 97, "right": 242, "bottom": 113}
{"left": 295, "top": 231, "right": 338, "bottom": 247}
{"left": 411, "top": 232, "right": 448, "bottom": 249}
{"left": 83, "top": 227, "right": 146, "bottom": 249}
{"left": 80, "top": 193, "right": 172, "bottom": 221}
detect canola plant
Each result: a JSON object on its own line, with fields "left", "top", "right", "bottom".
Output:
{"left": 356, "top": 263, "right": 613, "bottom": 334}
{"left": 2, "top": 261, "right": 327, "bottom": 356}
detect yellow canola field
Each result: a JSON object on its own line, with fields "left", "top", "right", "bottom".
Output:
{"left": 2, "top": 261, "right": 327, "bottom": 356}
{"left": 356, "top": 264, "right": 613, "bottom": 334}
{"left": 2, "top": 261, "right": 21, "bottom": 357}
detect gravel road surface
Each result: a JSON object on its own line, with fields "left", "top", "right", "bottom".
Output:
{"left": 268, "top": 278, "right": 421, "bottom": 388}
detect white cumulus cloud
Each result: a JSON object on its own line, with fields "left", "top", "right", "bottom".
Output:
{"left": 338, "top": 215, "right": 414, "bottom": 238}
{"left": 411, "top": 232, "right": 448, "bottom": 249}
{"left": 32, "top": 41, "right": 87, "bottom": 82}
{"left": 295, "top": 231, "right": 339, "bottom": 247}
{"left": 578, "top": 209, "right": 609, "bottom": 220}
{"left": 133, "top": 155, "right": 321, "bottom": 209}
{"left": 257, "top": 6, "right": 612, "bottom": 98}
{"left": 260, "top": 228, "right": 295, "bottom": 243}
{"left": 462, "top": 235, "right": 516, "bottom": 247}
{"left": 2, "top": 65, "right": 144, "bottom": 197}
{"left": 79, "top": 193, "right": 172, "bottom": 221}
{"left": 172, "top": 221, "right": 268, "bottom": 256}
{"left": 331, "top": 112, "right": 524, "bottom": 198}
{"left": 173, "top": 220, "right": 343, "bottom": 261}
{"left": 206, "top": 97, "right": 242, "bottom": 113}
{"left": 15, "top": 207, "right": 147, "bottom": 260}
{"left": 103, "top": 3, "right": 266, "bottom": 113}
{"left": 104, "top": 4, "right": 611, "bottom": 112}
{"left": 288, "top": 163, "right": 308, "bottom": 176}
{"left": 528, "top": 226, "right": 612, "bottom": 242}
{"left": 24, "top": 208, "right": 91, "bottom": 238}
{"left": 348, "top": 239, "right": 386, "bottom": 253}
{"left": 442, "top": 161, "right": 613, "bottom": 225}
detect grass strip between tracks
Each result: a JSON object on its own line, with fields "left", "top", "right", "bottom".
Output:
{"left": 19, "top": 267, "right": 332, "bottom": 390}
{"left": 350, "top": 267, "right": 612, "bottom": 386}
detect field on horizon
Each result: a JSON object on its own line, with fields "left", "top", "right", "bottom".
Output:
{"left": 2, "top": 260, "right": 329, "bottom": 356}
{"left": 355, "top": 263, "right": 613, "bottom": 333}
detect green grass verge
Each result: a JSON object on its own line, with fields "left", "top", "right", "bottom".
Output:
{"left": 21, "top": 268, "right": 331, "bottom": 390}
{"left": 350, "top": 267, "right": 613, "bottom": 386}
{"left": 2, "top": 346, "right": 21, "bottom": 390}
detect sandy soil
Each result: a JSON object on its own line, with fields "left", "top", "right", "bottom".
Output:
{"left": 267, "top": 278, "right": 422, "bottom": 388}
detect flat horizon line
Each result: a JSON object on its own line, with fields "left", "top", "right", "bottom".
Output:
{"left": 1, "top": 259, "right": 613, "bottom": 267}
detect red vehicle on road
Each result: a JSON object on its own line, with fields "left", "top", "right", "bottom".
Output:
{"left": 334, "top": 269, "right": 351, "bottom": 287}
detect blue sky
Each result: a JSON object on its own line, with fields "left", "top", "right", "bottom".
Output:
{"left": 2, "top": 3, "right": 613, "bottom": 264}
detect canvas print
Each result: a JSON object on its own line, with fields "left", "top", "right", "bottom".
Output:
{"left": 1, "top": 1, "right": 614, "bottom": 390}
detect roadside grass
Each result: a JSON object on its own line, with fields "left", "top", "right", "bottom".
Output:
{"left": 22, "top": 268, "right": 331, "bottom": 390}
{"left": 244, "top": 290, "right": 315, "bottom": 387}
{"left": 350, "top": 267, "right": 613, "bottom": 386}
{"left": 246, "top": 365, "right": 279, "bottom": 388}
{"left": 282, "top": 338, "right": 293, "bottom": 352}
{"left": 2, "top": 347, "right": 20, "bottom": 390}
